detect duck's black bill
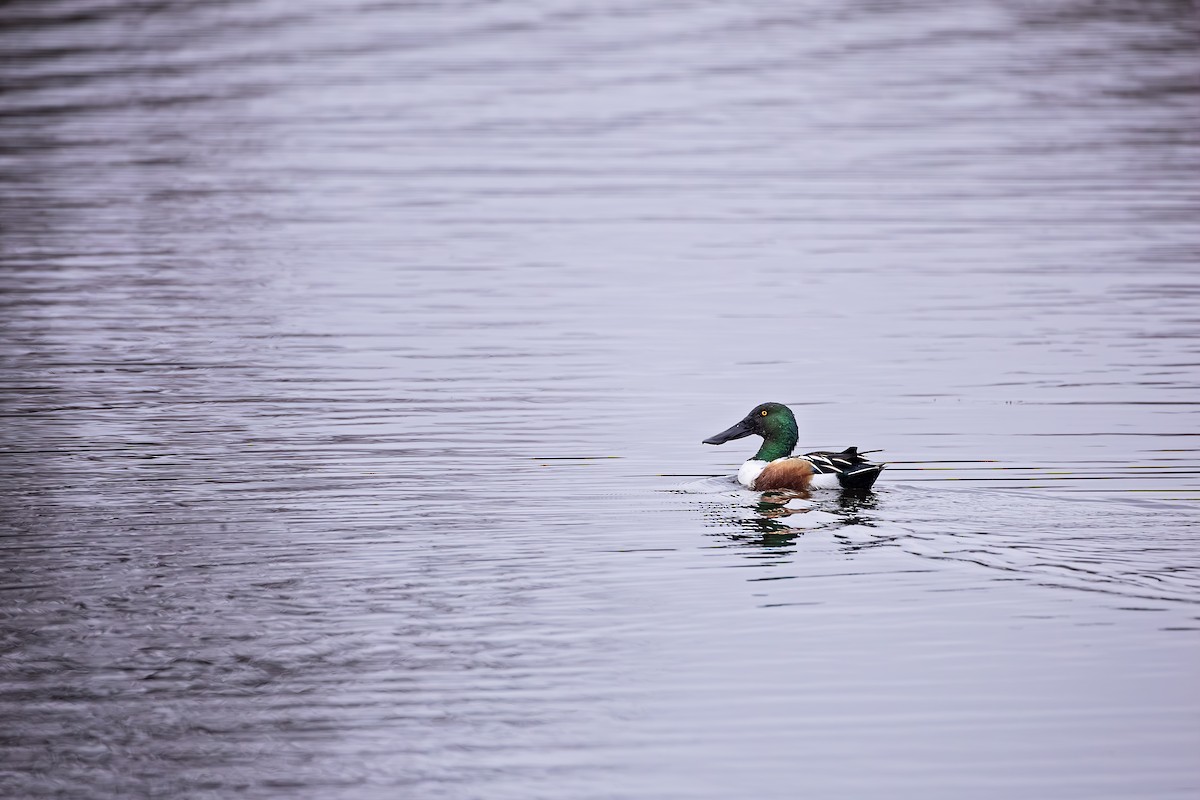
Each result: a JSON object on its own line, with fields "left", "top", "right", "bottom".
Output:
{"left": 703, "top": 418, "right": 754, "bottom": 445}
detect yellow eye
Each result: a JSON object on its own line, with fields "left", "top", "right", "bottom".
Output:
{"left": 761, "top": 410, "right": 768, "bottom": 416}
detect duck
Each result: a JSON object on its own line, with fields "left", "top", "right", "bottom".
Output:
{"left": 703, "top": 402, "right": 885, "bottom": 492}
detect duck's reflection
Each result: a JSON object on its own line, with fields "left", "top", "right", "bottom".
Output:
{"left": 831, "top": 490, "right": 880, "bottom": 524}
{"left": 700, "top": 488, "right": 884, "bottom": 555}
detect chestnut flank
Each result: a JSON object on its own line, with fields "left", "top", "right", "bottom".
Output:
{"left": 752, "top": 459, "right": 814, "bottom": 491}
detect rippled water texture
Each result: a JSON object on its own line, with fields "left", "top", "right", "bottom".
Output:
{"left": 2, "top": 1, "right": 1199, "bottom": 798}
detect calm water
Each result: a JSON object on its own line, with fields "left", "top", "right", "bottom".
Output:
{"left": 2, "top": 1, "right": 1199, "bottom": 797}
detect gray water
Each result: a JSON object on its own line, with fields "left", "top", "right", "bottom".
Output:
{"left": 2, "top": 1, "right": 1199, "bottom": 798}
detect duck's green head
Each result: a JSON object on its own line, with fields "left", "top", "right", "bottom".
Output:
{"left": 703, "top": 402, "right": 798, "bottom": 462}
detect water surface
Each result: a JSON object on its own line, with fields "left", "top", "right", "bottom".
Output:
{"left": 2, "top": 1, "right": 1199, "bottom": 798}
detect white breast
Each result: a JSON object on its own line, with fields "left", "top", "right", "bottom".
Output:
{"left": 737, "top": 460, "right": 767, "bottom": 488}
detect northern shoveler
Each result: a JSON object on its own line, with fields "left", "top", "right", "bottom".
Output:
{"left": 703, "top": 402, "right": 885, "bottom": 492}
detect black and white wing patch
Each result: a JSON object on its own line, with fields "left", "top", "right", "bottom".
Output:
{"left": 800, "top": 446, "right": 885, "bottom": 491}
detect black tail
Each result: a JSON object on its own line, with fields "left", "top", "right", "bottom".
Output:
{"left": 837, "top": 463, "right": 885, "bottom": 492}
